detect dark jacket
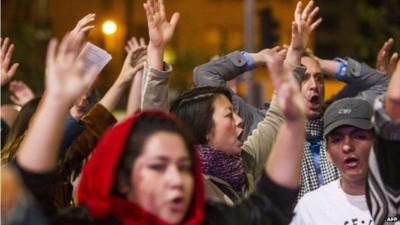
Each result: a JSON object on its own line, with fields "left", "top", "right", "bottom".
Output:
{"left": 5, "top": 103, "right": 117, "bottom": 215}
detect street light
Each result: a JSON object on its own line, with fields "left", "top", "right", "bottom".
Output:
{"left": 102, "top": 20, "right": 117, "bottom": 35}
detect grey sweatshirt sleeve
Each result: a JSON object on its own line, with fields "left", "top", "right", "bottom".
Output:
{"left": 141, "top": 63, "right": 172, "bottom": 111}
{"left": 331, "top": 57, "right": 389, "bottom": 105}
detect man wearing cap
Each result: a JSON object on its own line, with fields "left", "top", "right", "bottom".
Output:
{"left": 290, "top": 98, "right": 375, "bottom": 225}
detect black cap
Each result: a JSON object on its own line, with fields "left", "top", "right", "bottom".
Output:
{"left": 323, "top": 98, "right": 373, "bottom": 137}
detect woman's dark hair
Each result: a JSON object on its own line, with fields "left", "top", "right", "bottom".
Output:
{"left": 113, "top": 112, "right": 195, "bottom": 195}
{"left": 1, "top": 97, "right": 42, "bottom": 162}
{"left": 169, "top": 86, "right": 232, "bottom": 144}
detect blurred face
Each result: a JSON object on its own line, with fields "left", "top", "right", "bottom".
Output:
{"left": 207, "top": 95, "right": 244, "bottom": 155}
{"left": 326, "top": 126, "right": 374, "bottom": 184}
{"left": 126, "top": 132, "right": 194, "bottom": 224}
{"left": 70, "top": 92, "right": 91, "bottom": 119}
{"left": 300, "top": 57, "right": 325, "bottom": 120}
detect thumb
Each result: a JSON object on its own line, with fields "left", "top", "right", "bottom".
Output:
{"left": 169, "top": 12, "right": 180, "bottom": 29}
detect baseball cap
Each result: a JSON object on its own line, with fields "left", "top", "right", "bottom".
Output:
{"left": 323, "top": 98, "right": 373, "bottom": 137}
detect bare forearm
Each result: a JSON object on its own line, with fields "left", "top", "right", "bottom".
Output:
{"left": 17, "top": 95, "right": 71, "bottom": 172}
{"left": 319, "top": 59, "right": 340, "bottom": 78}
{"left": 127, "top": 70, "right": 143, "bottom": 114}
{"left": 147, "top": 44, "right": 163, "bottom": 71}
{"left": 100, "top": 79, "right": 129, "bottom": 112}
{"left": 265, "top": 120, "right": 305, "bottom": 189}
{"left": 285, "top": 47, "right": 302, "bottom": 66}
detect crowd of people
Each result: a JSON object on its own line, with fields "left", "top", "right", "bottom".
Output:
{"left": 1, "top": 0, "right": 399, "bottom": 224}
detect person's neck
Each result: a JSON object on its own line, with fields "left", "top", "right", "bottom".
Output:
{"left": 340, "top": 178, "right": 365, "bottom": 196}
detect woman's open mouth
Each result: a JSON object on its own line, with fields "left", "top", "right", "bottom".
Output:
{"left": 169, "top": 196, "right": 186, "bottom": 213}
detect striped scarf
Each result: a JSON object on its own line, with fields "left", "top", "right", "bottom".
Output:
{"left": 298, "top": 119, "right": 340, "bottom": 199}
{"left": 195, "top": 144, "right": 246, "bottom": 194}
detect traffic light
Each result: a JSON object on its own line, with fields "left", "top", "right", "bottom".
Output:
{"left": 259, "top": 9, "right": 280, "bottom": 48}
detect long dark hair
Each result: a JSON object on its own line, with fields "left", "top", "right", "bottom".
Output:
{"left": 169, "top": 86, "right": 232, "bottom": 145}
{"left": 1, "top": 97, "right": 41, "bottom": 162}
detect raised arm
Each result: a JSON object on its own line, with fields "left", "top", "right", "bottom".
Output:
{"left": 266, "top": 69, "right": 306, "bottom": 189}
{"left": 376, "top": 38, "right": 399, "bottom": 76}
{"left": 141, "top": 0, "right": 179, "bottom": 111}
{"left": 144, "top": 0, "right": 179, "bottom": 71}
{"left": 16, "top": 33, "right": 97, "bottom": 173}
{"left": 126, "top": 36, "right": 147, "bottom": 114}
{"left": 385, "top": 60, "right": 400, "bottom": 121}
{"left": 99, "top": 41, "right": 145, "bottom": 112}
{"left": 285, "top": 0, "right": 321, "bottom": 66}
{"left": 367, "top": 60, "right": 400, "bottom": 225}
{"left": 1, "top": 37, "right": 19, "bottom": 86}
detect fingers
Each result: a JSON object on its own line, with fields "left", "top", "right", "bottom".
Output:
{"left": 57, "top": 33, "right": 85, "bottom": 63}
{"left": 271, "top": 46, "right": 282, "bottom": 52}
{"left": 277, "top": 48, "right": 288, "bottom": 58}
{"left": 132, "top": 37, "right": 139, "bottom": 48}
{"left": 302, "top": 0, "right": 314, "bottom": 20}
{"left": 139, "top": 37, "right": 146, "bottom": 47}
{"left": 9, "top": 94, "right": 20, "bottom": 105}
{"left": 266, "top": 53, "right": 286, "bottom": 90}
{"left": 2, "top": 43, "right": 15, "bottom": 70}
{"left": 382, "top": 38, "right": 395, "bottom": 54}
{"left": 294, "top": 1, "right": 303, "bottom": 22}
{"left": 310, "top": 17, "right": 322, "bottom": 31}
{"left": 125, "top": 37, "right": 147, "bottom": 53}
{"left": 376, "top": 38, "right": 397, "bottom": 75}
{"left": 159, "top": 0, "right": 166, "bottom": 19}
{"left": 307, "top": 6, "right": 319, "bottom": 24}
{"left": 388, "top": 52, "right": 399, "bottom": 75}
{"left": 143, "top": 2, "right": 155, "bottom": 25}
{"left": 1, "top": 37, "right": 10, "bottom": 59}
{"left": 73, "top": 13, "right": 96, "bottom": 34}
{"left": 46, "top": 39, "right": 58, "bottom": 70}
{"left": 7, "top": 63, "right": 19, "bottom": 77}
{"left": 169, "top": 12, "right": 180, "bottom": 30}
{"left": 130, "top": 47, "right": 147, "bottom": 61}
{"left": 80, "top": 25, "right": 95, "bottom": 33}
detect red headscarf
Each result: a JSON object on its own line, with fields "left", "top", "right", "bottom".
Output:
{"left": 78, "top": 111, "right": 205, "bottom": 225}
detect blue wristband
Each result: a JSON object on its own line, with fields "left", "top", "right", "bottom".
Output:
{"left": 242, "top": 51, "right": 256, "bottom": 71}
{"left": 334, "top": 58, "right": 348, "bottom": 78}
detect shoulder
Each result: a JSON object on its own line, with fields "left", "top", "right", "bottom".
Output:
{"left": 203, "top": 175, "right": 237, "bottom": 205}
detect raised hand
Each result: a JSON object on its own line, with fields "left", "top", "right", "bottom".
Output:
{"left": 125, "top": 36, "right": 147, "bottom": 53}
{"left": 1, "top": 37, "right": 19, "bottom": 86}
{"left": 144, "top": 0, "right": 179, "bottom": 48}
{"left": 250, "top": 46, "right": 288, "bottom": 67}
{"left": 45, "top": 33, "right": 97, "bottom": 104}
{"left": 118, "top": 36, "right": 147, "bottom": 84}
{"left": 376, "top": 38, "right": 399, "bottom": 76}
{"left": 264, "top": 47, "right": 306, "bottom": 122}
{"left": 291, "top": 1, "right": 322, "bottom": 52}
{"left": 70, "top": 13, "right": 96, "bottom": 38}
{"left": 264, "top": 47, "right": 290, "bottom": 89}
{"left": 385, "top": 60, "right": 400, "bottom": 121}
{"left": 9, "top": 80, "right": 35, "bottom": 106}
